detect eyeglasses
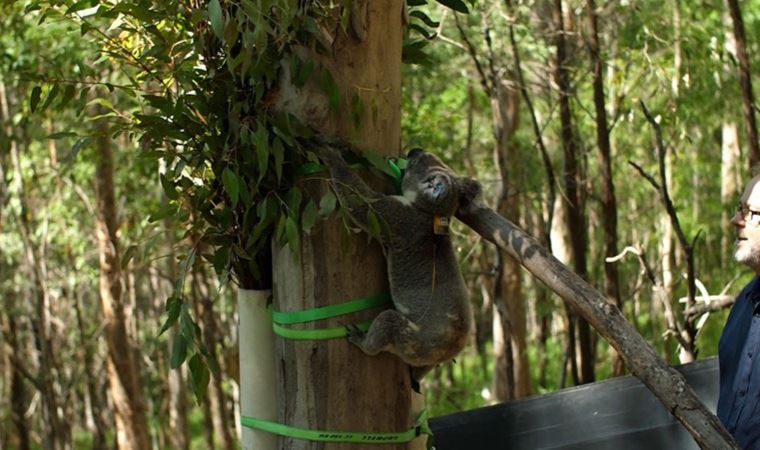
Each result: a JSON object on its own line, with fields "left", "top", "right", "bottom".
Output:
{"left": 736, "top": 202, "right": 760, "bottom": 223}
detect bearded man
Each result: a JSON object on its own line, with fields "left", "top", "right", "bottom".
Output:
{"left": 718, "top": 175, "right": 760, "bottom": 449}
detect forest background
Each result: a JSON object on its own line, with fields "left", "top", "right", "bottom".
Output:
{"left": 1, "top": 0, "right": 758, "bottom": 449}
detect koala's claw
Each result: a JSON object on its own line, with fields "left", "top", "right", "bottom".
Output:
{"left": 345, "top": 324, "right": 366, "bottom": 345}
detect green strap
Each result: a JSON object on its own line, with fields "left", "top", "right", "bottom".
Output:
{"left": 272, "top": 320, "right": 372, "bottom": 340}
{"left": 270, "top": 293, "right": 391, "bottom": 340}
{"left": 241, "top": 409, "right": 430, "bottom": 444}
{"left": 271, "top": 293, "right": 391, "bottom": 324}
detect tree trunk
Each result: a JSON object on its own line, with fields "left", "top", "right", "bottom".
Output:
{"left": 722, "top": 10, "right": 744, "bottom": 269}
{"left": 672, "top": 0, "right": 682, "bottom": 98}
{"left": 491, "top": 82, "right": 531, "bottom": 400}
{"left": 93, "top": 103, "right": 151, "bottom": 450}
{"left": 721, "top": 123, "right": 741, "bottom": 268}
{"left": 0, "top": 78, "right": 30, "bottom": 450}
{"left": 724, "top": 0, "right": 760, "bottom": 172}
{"left": 158, "top": 190, "right": 190, "bottom": 450}
{"left": 455, "top": 204, "right": 739, "bottom": 449}
{"left": 552, "top": 0, "right": 594, "bottom": 384}
{"left": 550, "top": 196, "right": 578, "bottom": 386}
{"left": 72, "top": 287, "right": 109, "bottom": 450}
{"left": 192, "top": 264, "right": 235, "bottom": 450}
{"left": 586, "top": 0, "right": 623, "bottom": 376}
{"left": 272, "top": 3, "right": 419, "bottom": 449}
{"left": 1, "top": 78, "right": 71, "bottom": 450}
{"left": 1, "top": 302, "right": 31, "bottom": 450}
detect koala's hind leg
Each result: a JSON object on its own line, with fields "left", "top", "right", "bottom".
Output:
{"left": 347, "top": 309, "right": 421, "bottom": 359}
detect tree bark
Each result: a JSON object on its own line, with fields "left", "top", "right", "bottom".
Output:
{"left": 552, "top": 0, "right": 594, "bottom": 384}
{"left": 724, "top": 0, "right": 760, "bottom": 172}
{"left": 585, "top": 0, "right": 623, "bottom": 376}
{"left": 272, "top": 3, "right": 418, "bottom": 450}
{"left": 455, "top": 204, "right": 738, "bottom": 450}
{"left": 93, "top": 103, "right": 151, "bottom": 450}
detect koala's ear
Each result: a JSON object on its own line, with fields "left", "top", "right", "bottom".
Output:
{"left": 457, "top": 177, "right": 481, "bottom": 208}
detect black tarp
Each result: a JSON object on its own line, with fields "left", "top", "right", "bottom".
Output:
{"left": 429, "top": 357, "right": 719, "bottom": 450}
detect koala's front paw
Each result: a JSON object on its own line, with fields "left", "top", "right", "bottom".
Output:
{"left": 345, "top": 324, "right": 366, "bottom": 347}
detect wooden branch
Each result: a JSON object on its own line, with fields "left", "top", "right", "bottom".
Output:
{"left": 605, "top": 241, "right": 687, "bottom": 348}
{"left": 456, "top": 204, "right": 738, "bottom": 449}
{"left": 685, "top": 296, "right": 736, "bottom": 319}
{"left": 638, "top": 100, "right": 699, "bottom": 353}
{"left": 639, "top": 101, "right": 693, "bottom": 257}
{"left": 628, "top": 161, "right": 660, "bottom": 190}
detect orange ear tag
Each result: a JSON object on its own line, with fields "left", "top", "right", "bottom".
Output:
{"left": 433, "top": 216, "right": 450, "bottom": 235}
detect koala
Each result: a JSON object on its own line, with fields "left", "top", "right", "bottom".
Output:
{"left": 317, "top": 144, "right": 480, "bottom": 384}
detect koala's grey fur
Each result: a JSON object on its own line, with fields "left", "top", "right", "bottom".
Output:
{"left": 317, "top": 145, "right": 480, "bottom": 380}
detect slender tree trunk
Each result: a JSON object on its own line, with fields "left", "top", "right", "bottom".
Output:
{"left": 1, "top": 78, "right": 71, "bottom": 450}
{"left": 72, "top": 287, "right": 109, "bottom": 450}
{"left": 192, "top": 264, "right": 235, "bottom": 450}
{"left": 272, "top": 3, "right": 419, "bottom": 449}
{"left": 0, "top": 77, "right": 29, "bottom": 450}
{"left": 586, "top": 0, "right": 623, "bottom": 375}
{"left": 552, "top": 0, "right": 594, "bottom": 384}
{"left": 166, "top": 290, "right": 190, "bottom": 450}
{"left": 672, "top": 0, "right": 682, "bottom": 98}
{"left": 491, "top": 82, "right": 531, "bottom": 400}
{"left": 722, "top": 11, "right": 744, "bottom": 269}
{"left": 153, "top": 162, "right": 191, "bottom": 450}
{"left": 2, "top": 302, "right": 31, "bottom": 450}
{"left": 550, "top": 196, "right": 578, "bottom": 386}
{"left": 721, "top": 123, "right": 741, "bottom": 267}
{"left": 93, "top": 103, "right": 151, "bottom": 450}
{"left": 725, "top": 0, "right": 760, "bottom": 172}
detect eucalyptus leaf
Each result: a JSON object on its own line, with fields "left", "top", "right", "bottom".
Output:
{"left": 367, "top": 209, "right": 381, "bottom": 238}
{"left": 272, "top": 137, "right": 284, "bottom": 182}
{"left": 170, "top": 335, "right": 188, "bottom": 369}
{"left": 286, "top": 187, "right": 303, "bottom": 214}
{"left": 410, "top": 10, "right": 440, "bottom": 28}
{"left": 319, "top": 68, "right": 340, "bottom": 113}
{"left": 159, "top": 296, "right": 182, "bottom": 336}
{"left": 209, "top": 0, "right": 224, "bottom": 40}
{"left": 188, "top": 354, "right": 210, "bottom": 401}
{"left": 40, "top": 84, "right": 60, "bottom": 111}
{"left": 319, "top": 191, "right": 337, "bottom": 217}
{"left": 47, "top": 131, "right": 78, "bottom": 139}
{"left": 301, "top": 200, "right": 319, "bottom": 234}
{"left": 285, "top": 215, "right": 300, "bottom": 252}
{"left": 435, "top": 0, "right": 469, "bottom": 13}
{"left": 222, "top": 168, "right": 239, "bottom": 208}
{"left": 30, "top": 86, "right": 41, "bottom": 113}
{"left": 160, "top": 174, "right": 179, "bottom": 200}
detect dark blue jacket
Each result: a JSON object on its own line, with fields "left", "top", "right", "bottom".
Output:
{"left": 718, "top": 276, "right": 760, "bottom": 449}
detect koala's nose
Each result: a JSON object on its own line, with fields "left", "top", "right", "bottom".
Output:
{"left": 407, "top": 148, "right": 425, "bottom": 159}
